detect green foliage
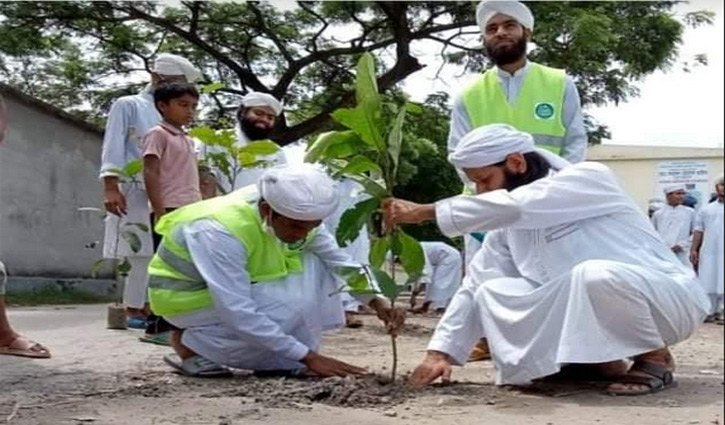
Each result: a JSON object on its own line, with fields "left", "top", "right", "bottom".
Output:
{"left": 336, "top": 198, "right": 380, "bottom": 248}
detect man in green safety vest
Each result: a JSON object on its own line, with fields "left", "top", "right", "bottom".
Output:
{"left": 452, "top": 0, "right": 588, "bottom": 363}
{"left": 151, "top": 164, "right": 405, "bottom": 377}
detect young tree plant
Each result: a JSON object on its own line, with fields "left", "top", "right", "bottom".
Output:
{"left": 305, "top": 52, "right": 426, "bottom": 382}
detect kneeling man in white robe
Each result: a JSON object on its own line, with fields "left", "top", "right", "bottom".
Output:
{"left": 149, "top": 164, "right": 404, "bottom": 377}
{"left": 409, "top": 242, "right": 463, "bottom": 314}
{"left": 383, "top": 124, "right": 709, "bottom": 396}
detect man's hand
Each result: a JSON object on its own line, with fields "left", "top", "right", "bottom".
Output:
{"left": 690, "top": 250, "right": 699, "bottom": 268}
{"left": 672, "top": 244, "right": 683, "bottom": 253}
{"left": 370, "top": 298, "right": 406, "bottom": 337}
{"left": 103, "top": 177, "right": 127, "bottom": 216}
{"left": 408, "top": 351, "right": 453, "bottom": 388}
{"left": 382, "top": 198, "right": 436, "bottom": 234}
{"left": 302, "top": 351, "right": 367, "bottom": 378}
{"left": 153, "top": 209, "right": 167, "bottom": 224}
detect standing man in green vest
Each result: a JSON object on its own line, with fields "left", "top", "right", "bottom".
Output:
{"left": 151, "top": 164, "right": 405, "bottom": 377}
{"left": 453, "top": 0, "right": 588, "bottom": 267}
{"left": 454, "top": 1, "right": 588, "bottom": 362}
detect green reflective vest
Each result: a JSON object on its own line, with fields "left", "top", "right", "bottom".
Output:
{"left": 147, "top": 190, "right": 311, "bottom": 317}
{"left": 462, "top": 63, "right": 567, "bottom": 155}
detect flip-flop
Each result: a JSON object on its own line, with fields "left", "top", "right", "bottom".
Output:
{"left": 0, "top": 336, "right": 51, "bottom": 359}
{"left": 468, "top": 339, "right": 491, "bottom": 362}
{"left": 139, "top": 331, "right": 172, "bottom": 346}
{"left": 606, "top": 362, "right": 677, "bottom": 396}
{"left": 163, "top": 353, "right": 232, "bottom": 378}
{"left": 127, "top": 317, "right": 149, "bottom": 330}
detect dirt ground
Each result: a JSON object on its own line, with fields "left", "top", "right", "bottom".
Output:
{"left": 0, "top": 304, "right": 722, "bottom": 425}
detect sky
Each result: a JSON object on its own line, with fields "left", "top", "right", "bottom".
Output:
{"left": 402, "top": 0, "right": 724, "bottom": 148}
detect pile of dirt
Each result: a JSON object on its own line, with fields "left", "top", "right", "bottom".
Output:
{"left": 205, "top": 375, "right": 413, "bottom": 409}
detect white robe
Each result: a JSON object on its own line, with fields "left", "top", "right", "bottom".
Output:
{"left": 165, "top": 216, "right": 374, "bottom": 370}
{"left": 323, "top": 178, "right": 372, "bottom": 312}
{"left": 652, "top": 204, "right": 695, "bottom": 267}
{"left": 100, "top": 86, "right": 159, "bottom": 260}
{"left": 419, "top": 242, "right": 463, "bottom": 309}
{"left": 428, "top": 162, "right": 709, "bottom": 385}
{"left": 694, "top": 200, "right": 724, "bottom": 298}
{"left": 196, "top": 125, "right": 287, "bottom": 193}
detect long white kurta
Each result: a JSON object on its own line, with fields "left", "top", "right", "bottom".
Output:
{"left": 196, "top": 125, "right": 287, "bottom": 194}
{"left": 99, "top": 86, "right": 160, "bottom": 308}
{"left": 651, "top": 204, "right": 695, "bottom": 267}
{"left": 419, "top": 242, "right": 463, "bottom": 309}
{"left": 323, "top": 178, "right": 372, "bottom": 312}
{"left": 428, "top": 162, "right": 709, "bottom": 385}
{"left": 694, "top": 200, "right": 724, "bottom": 299}
{"left": 164, "top": 216, "right": 374, "bottom": 371}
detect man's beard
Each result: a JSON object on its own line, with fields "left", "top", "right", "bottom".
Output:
{"left": 485, "top": 36, "right": 528, "bottom": 67}
{"left": 240, "top": 117, "right": 273, "bottom": 141}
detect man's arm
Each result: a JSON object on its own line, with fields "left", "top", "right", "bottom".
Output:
{"left": 690, "top": 209, "right": 706, "bottom": 266}
{"left": 559, "top": 76, "right": 588, "bottom": 163}
{"left": 100, "top": 99, "right": 132, "bottom": 215}
{"left": 448, "top": 98, "right": 474, "bottom": 187}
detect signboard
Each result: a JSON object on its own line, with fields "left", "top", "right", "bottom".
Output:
{"left": 656, "top": 161, "right": 711, "bottom": 208}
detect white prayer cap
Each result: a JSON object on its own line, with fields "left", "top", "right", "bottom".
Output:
{"left": 258, "top": 164, "right": 339, "bottom": 221}
{"left": 153, "top": 53, "right": 203, "bottom": 83}
{"left": 449, "top": 124, "right": 535, "bottom": 169}
{"left": 477, "top": 1, "right": 535, "bottom": 33}
{"left": 242, "top": 92, "right": 284, "bottom": 116}
{"left": 663, "top": 183, "right": 686, "bottom": 195}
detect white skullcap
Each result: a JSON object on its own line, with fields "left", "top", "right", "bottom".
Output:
{"left": 258, "top": 164, "right": 339, "bottom": 221}
{"left": 449, "top": 124, "right": 535, "bottom": 169}
{"left": 242, "top": 92, "right": 284, "bottom": 116}
{"left": 153, "top": 53, "right": 203, "bottom": 83}
{"left": 477, "top": 1, "right": 535, "bottom": 33}
{"left": 663, "top": 183, "right": 686, "bottom": 195}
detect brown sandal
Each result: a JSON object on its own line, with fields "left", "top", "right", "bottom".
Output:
{"left": 0, "top": 336, "right": 51, "bottom": 359}
{"left": 606, "top": 362, "right": 677, "bottom": 396}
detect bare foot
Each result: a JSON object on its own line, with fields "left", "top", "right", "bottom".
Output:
{"left": 607, "top": 348, "right": 675, "bottom": 396}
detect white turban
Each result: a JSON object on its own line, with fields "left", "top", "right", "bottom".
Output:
{"left": 449, "top": 124, "right": 569, "bottom": 171}
{"left": 242, "top": 92, "right": 284, "bottom": 116}
{"left": 663, "top": 183, "right": 686, "bottom": 195}
{"left": 477, "top": 1, "right": 535, "bottom": 33}
{"left": 258, "top": 164, "right": 339, "bottom": 221}
{"left": 152, "top": 53, "right": 203, "bottom": 83}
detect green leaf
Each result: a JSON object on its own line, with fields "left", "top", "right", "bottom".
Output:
{"left": 304, "top": 131, "right": 362, "bottom": 163}
{"left": 395, "top": 231, "right": 425, "bottom": 280}
{"left": 117, "top": 257, "right": 132, "bottom": 276}
{"left": 336, "top": 198, "right": 380, "bottom": 247}
{"left": 123, "top": 160, "right": 143, "bottom": 177}
{"left": 238, "top": 140, "right": 280, "bottom": 155}
{"left": 121, "top": 230, "right": 142, "bottom": 254}
{"left": 387, "top": 108, "right": 406, "bottom": 175}
{"left": 356, "top": 52, "right": 380, "bottom": 106}
{"left": 339, "top": 155, "right": 383, "bottom": 176}
{"left": 190, "top": 127, "right": 236, "bottom": 148}
{"left": 346, "top": 174, "right": 388, "bottom": 199}
{"left": 332, "top": 104, "right": 385, "bottom": 152}
{"left": 372, "top": 269, "right": 404, "bottom": 302}
{"left": 336, "top": 265, "right": 365, "bottom": 281}
{"left": 370, "top": 236, "right": 391, "bottom": 269}
{"left": 405, "top": 102, "right": 424, "bottom": 115}
{"left": 347, "top": 271, "right": 372, "bottom": 293}
{"left": 125, "top": 222, "right": 149, "bottom": 233}
{"left": 238, "top": 152, "right": 257, "bottom": 167}
{"left": 201, "top": 82, "right": 224, "bottom": 94}
{"left": 91, "top": 258, "right": 110, "bottom": 278}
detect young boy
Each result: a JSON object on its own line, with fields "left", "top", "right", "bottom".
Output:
{"left": 143, "top": 83, "right": 202, "bottom": 240}
{"left": 141, "top": 83, "right": 201, "bottom": 344}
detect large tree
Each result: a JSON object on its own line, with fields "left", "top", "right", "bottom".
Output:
{"left": 0, "top": 1, "right": 713, "bottom": 144}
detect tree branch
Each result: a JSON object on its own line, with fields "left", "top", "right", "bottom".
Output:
{"left": 248, "top": 2, "right": 294, "bottom": 64}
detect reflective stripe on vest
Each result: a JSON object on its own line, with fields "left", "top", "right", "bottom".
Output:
{"left": 148, "top": 275, "right": 206, "bottom": 292}
{"left": 462, "top": 63, "right": 567, "bottom": 152}
{"left": 156, "top": 245, "right": 204, "bottom": 282}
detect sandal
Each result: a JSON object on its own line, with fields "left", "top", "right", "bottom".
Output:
{"left": 163, "top": 353, "right": 232, "bottom": 378}
{"left": 606, "top": 362, "right": 677, "bottom": 396}
{"left": 139, "top": 331, "right": 172, "bottom": 346}
{"left": 0, "top": 336, "right": 51, "bottom": 359}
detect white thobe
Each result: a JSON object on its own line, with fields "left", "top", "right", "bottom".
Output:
{"left": 652, "top": 205, "right": 695, "bottom": 266}
{"left": 99, "top": 86, "right": 159, "bottom": 308}
{"left": 164, "top": 217, "right": 375, "bottom": 371}
{"left": 419, "top": 242, "right": 463, "bottom": 309}
{"left": 449, "top": 61, "right": 588, "bottom": 268}
{"left": 693, "top": 200, "right": 724, "bottom": 312}
{"left": 323, "top": 179, "right": 372, "bottom": 312}
{"left": 197, "top": 126, "right": 287, "bottom": 193}
{"left": 427, "top": 162, "right": 709, "bottom": 385}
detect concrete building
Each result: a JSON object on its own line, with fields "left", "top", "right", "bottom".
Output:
{"left": 0, "top": 83, "right": 108, "bottom": 284}
{"left": 588, "top": 144, "right": 724, "bottom": 212}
